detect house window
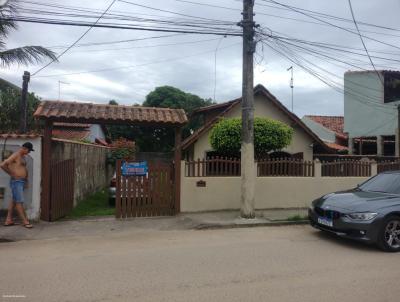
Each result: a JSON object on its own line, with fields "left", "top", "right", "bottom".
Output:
{"left": 384, "top": 72, "right": 400, "bottom": 103}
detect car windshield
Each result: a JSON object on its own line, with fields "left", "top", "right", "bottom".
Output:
{"left": 359, "top": 173, "right": 400, "bottom": 194}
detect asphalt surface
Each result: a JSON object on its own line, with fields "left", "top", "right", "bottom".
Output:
{"left": 0, "top": 225, "right": 399, "bottom": 302}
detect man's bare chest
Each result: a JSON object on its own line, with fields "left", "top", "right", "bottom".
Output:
{"left": 11, "top": 156, "right": 26, "bottom": 168}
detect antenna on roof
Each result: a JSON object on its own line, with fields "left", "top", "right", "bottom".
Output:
{"left": 58, "top": 80, "right": 70, "bottom": 101}
{"left": 287, "top": 66, "right": 294, "bottom": 112}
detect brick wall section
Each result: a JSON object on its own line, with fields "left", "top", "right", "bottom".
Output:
{"left": 51, "top": 139, "right": 113, "bottom": 205}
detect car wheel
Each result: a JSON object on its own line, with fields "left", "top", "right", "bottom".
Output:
{"left": 377, "top": 215, "right": 400, "bottom": 252}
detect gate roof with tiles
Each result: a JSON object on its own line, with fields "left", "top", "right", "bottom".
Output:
{"left": 35, "top": 100, "right": 186, "bottom": 221}
{"left": 34, "top": 100, "right": 188, "bottom": 126}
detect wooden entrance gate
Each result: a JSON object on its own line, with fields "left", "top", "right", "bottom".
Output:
{"left": 48, "top": 159, "right": 75, "bottom": 221}
{"left": 115, "top": 160, "right": 175, "bottom": 218}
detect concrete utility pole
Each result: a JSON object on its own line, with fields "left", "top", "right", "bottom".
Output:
{"left": 19, "top": 71, "right": 30, "bottom": 134}
{"left": 240, "top": 0, "right": 257, "bottom": 218}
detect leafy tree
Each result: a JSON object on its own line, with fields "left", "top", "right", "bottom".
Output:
{"left": 0, "top": 82, "right": 41, "bottom": 132}
{"left": 106, "top": 138, "right": 136, "bottom": 165}
{"left": 1, "top": 1, "right": 57, "bottom": 67}
{"left": 144, "top": 86, "right": 211, "bottom": 114}
{"left": 209, "top": 117, "right": 294, "bottom": 158}
{"left": 141, "top": 86, "right": 213, "bottom": 152}
{"left": 107, "top": 87, "right": 214, "bottom": 152}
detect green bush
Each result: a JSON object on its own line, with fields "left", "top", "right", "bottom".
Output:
{"left": 209, "top": 118, "right": 293, "bottom": 158}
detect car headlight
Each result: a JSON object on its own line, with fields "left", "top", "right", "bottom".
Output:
{"left": 346, "top": 212, "right": 378, "bottom": 221}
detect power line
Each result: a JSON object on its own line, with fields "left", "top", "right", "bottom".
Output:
{"left": 271, "top": 38, "right": 390, "bottom": 104}
{"left": 347, "top": 0, "right": 383, "bottom": 85}
{"left": 117, "top": 0, "right": 234, "bottom": 23}
{"left": 31, "top": 0, "right": 118, "bottom": 76}
{"left": 47, "top": 33, "right": 185, "bottom": 49}
{"left": 262, "top": 33, "right": 400, "bottom": 64}
{"left": 4, "top": 16, "right": 242, "bottom": 36}
{"left": 63, "top": 37, "right": 226, "bottom": 53}
{"left": 260, "top": 0, "right": 400, "bottom": 52}
{"left": 19, "top": 0, "right": 232, "bottom": 26}
{"left": 254, "top": 0, "right": 400, "bottom": 33}
{"left": 171, "top": 0, "right": 400, "bottom": 38}
{"left": 260, "top": 39, "right": 397, "bottom": 114}
{"left": 33, "top": 42, "right": 240, "bottom": 78}
{"left": 267, "top": 38, "right": 396, "bottom": 109}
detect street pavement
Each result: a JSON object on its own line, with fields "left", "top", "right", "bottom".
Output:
{"left": 0, "top": 225, "right": 399, "bottom": 302}
{"left": 0, "top": 209, "right": 308, "bottom": 242}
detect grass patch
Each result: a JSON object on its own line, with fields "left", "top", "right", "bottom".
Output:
{"left": 287, "top": 214, "right": 308, "bottom": 221}
{"left": 67, "top": 190, "right": 114, "bottom": 218}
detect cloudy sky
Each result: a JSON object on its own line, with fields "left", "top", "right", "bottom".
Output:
{"left": 2, "top": 0, "right": 400, "bottom": 118}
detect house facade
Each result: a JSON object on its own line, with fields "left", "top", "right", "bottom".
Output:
{"left": 344, "top": 70, "right": 400, "bottom": 156}
{"left": 182, "top": 85, "right": 333, "bottom": 161}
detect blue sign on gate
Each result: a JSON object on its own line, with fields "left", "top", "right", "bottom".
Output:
{"left": 122, "top": 161, "right": 148, "bottom": 176}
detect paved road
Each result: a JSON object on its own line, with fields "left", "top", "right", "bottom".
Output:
{"left": 0, "top": 225, "right": 399, "bottom": 302}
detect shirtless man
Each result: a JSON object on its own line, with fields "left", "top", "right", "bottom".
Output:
{"left": 0, "top": 142, "right": 34, "bottom": 228}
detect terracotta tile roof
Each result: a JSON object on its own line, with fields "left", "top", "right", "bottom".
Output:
{"left": 53, "top": 122, "right": 91, "bottom": 128}
{"left": 51, "top": 137, "right": 111, "bottom": 148}
{"left": 52, "top": 129, "right": 90, "bottom": 141}
{"left": 191, "top": 100, "right": 238, "bottom": 115}
{"left": 182, "top": 84, "right": 335, "bottom": 153}
{"left": 95, "top": 138, "right": 109, "bottom": 146}
{"left": 325, "top": 142, "right": 348, "bottom": 151}
{"left": 34, "top": 101, "right": 188, "bottom": 126}
{"left": 304, "top": 115, "right": 346, "bottom": 138}
{"left": 0, "top": 133, "right": 41, "bottom": 139}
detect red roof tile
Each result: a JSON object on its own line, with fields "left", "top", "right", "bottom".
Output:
{"left": 325, "top": 142, "right": 348, "bottom": 151}
{"left": 305, "top": 115, "right": 346, "bottom": 138}
{"left": 53, "top": 122, "right": 91, "bottom": 128}
{"left": 52, "top": 129, "right": 90, "bottom": 141}
{"left": 95, "top": 138, "right": 109, "bottom": 146}
{"left": 0, "top": 133, "right": 41, "bottom": 139}
{"left": 34, "top": 101, "right": 188, "bottom": 125}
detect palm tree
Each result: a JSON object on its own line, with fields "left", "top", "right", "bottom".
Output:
{"left": 0, "top": 0, "right": 57, "bottom": 67}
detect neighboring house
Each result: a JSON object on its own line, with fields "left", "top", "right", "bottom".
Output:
{"left": 302, "top": 115, "right": 348, "bottom": 153}
{"left": 182, "top": 84, "right": 334, "bottom": 161}
{"left": 52, "top": 123, "right": 109, "bottom": 146}
{"left": 344, "top": 70, "right": 400, "bottom": 156}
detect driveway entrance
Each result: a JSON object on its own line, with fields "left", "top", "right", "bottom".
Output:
{"left": 116, "top": 160, "right": 175, "bottom": 218}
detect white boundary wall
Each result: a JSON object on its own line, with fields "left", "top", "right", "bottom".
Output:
{"left": 181, "top": 161, "right": 373, "bottom": 212}
{"left": 0, "top": 137, "right": 42, "bottom": 220}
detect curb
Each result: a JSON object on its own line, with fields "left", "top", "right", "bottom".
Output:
{"left": 193, "top": 220, "right": 309, "bottom": 230}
